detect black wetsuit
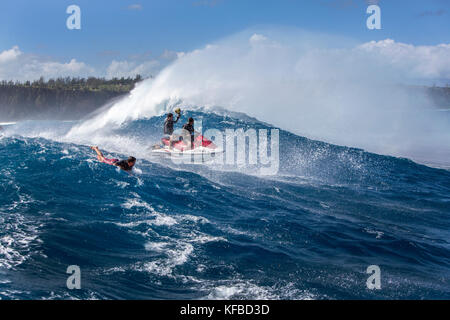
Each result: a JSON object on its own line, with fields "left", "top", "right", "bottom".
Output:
{"left": 115, "top": 160, "right": 133, "bottom": 171}
{"left": 182, "top": 123, "right": 195, "bottom": 148}
{"left": 164, "top": 116, "right": 180, "bottom": 135}
{"left": 182, "top": 123, "right": 195, "bottom": 135}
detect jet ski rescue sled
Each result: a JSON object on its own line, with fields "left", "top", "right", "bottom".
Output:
{"left": 151, "top": 135, "right": 223, "bottom": 156}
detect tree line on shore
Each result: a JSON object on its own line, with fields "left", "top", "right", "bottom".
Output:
{"left": 0, "top": 75, "right": 143, "bottom": 92}
{"left": 0, "top": 75, "right": 145, "bottom": 121}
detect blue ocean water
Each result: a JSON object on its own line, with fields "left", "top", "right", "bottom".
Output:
{"left": 0, "top": 111, "right": 449, "bottom": 299}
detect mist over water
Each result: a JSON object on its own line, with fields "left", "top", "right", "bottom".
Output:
{"left": 68, "top": 27, "right": 450, "bottom": 164}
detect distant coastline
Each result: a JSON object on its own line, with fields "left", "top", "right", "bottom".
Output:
{"left": 0, "top": 75, "right": 144, "bottom": 121}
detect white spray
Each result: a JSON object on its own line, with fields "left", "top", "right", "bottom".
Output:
{"left": 67, "top": 27, "right": 450, "bottom": 165}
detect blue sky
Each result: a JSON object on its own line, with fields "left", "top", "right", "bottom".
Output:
{"left": 0, "top": 0, "right": 449, "bottom": 80}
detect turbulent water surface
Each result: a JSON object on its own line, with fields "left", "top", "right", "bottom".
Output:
{"left": 0, "top": 110, "right": 449, "bottom": 300}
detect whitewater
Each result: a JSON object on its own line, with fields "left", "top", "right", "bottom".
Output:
{"left": 0, "top": 29, "right": 449, "bottom": 299}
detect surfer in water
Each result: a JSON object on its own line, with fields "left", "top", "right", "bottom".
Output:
{"left": 90, "top": 146, "right": 136, "bottom": 172}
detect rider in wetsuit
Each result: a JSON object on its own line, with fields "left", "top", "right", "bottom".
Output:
{"left": 163, "top": 112, "right": 181, "bottom": 149}
{"left": 182, "top": 117, "right": 196, "bottom": 150}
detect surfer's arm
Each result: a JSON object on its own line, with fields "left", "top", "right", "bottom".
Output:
{"left": 91, "top": 146, "right": 106, "bottom": 162}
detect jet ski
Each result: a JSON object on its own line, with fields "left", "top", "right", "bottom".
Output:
{"left": 151, "top": 134, "right": 223, "bottom": 156}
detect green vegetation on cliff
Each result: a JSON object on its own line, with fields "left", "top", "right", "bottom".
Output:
{"left": 0, "top": 75, "right": 144, "bottom": 121}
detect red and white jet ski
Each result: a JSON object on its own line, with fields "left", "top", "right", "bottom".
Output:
{"left": 151, "top": 134, "right": 223, "bottom": 156}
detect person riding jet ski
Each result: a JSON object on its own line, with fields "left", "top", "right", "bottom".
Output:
{"left": 163, "top": 108, "right": 181, "bottom": 149}
{"left": 181, "top": 117, "right": 198, "bottom": 150}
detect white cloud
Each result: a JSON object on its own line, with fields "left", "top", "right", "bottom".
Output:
{"left": 1, "top": 39, "right": 448, "bottom": 83}
{"left": 358, "top": 39, "right": 450, "bottom": 80}
{"left": 249, "top": 33, "right": 268, "bottom": 45}
{"left": 248, "top": 35, "right": 450, "bottom": 81}
{"left": 40, "top": 59, "right": 92, "bottom": 75}
{"left": 0, "top": 46, "right": 94, "bottom": 81}
{"left": 0, "top": 46, "right": 183, "bottom": 81}
{"left": 0, "top": 46, "right": 22, "bottom": 64}
{"left": 160, "top": 49, "right": 185, "bottom": 60}
{"left": 106, "top": 59, "right": 160, "bottom": 78}
{"left": 106, "top": 51, "right": 184, "bottom": 78}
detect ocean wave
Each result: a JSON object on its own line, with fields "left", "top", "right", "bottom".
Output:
{"left": 0, "top": 111, "right": 449, "bottom": 299}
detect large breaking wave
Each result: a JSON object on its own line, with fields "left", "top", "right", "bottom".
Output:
{"left": 1, "top": 111, "right": 450, "bottom": 299}
{"left": 68, "top": 28, "right": 450, "bottom": 165}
